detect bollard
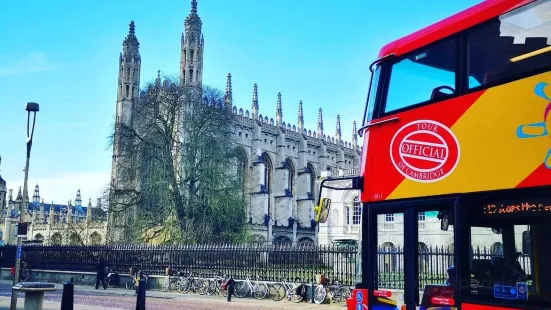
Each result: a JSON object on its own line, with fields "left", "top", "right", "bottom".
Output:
{"left": 60, "top": 280, "right": 74, "bottom": 310}
{"left": 136, "top": 278, "right": 146, "bottom": 310}
{"left": 226, "top": 278, "right": 234, "bottom": 302}
{"left": 310, "top": 282, "right": 315, "bottom": 303}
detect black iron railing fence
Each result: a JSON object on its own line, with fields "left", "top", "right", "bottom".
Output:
{"left": 0, "top": 244, "right": 529, "bottom": 289}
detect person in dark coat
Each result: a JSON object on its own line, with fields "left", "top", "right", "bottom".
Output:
{"left": 95, "top": 257, "right": 107, "bottom": 289}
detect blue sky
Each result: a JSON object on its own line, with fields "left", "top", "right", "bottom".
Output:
{"left": 0, "top": 0, "right": 481, "bottom": 203}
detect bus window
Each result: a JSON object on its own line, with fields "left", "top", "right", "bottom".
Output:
{"left": 364, "top": 65, "right": 381, "bottom": 125}
{"left": 467, "top": 0, "right": 551, "bottom": 88}
{"left": 467, "top": 221, "right": 551, "bottom": 308}
{"left": 384, "top": 37, "right": 457, "bottom": 114}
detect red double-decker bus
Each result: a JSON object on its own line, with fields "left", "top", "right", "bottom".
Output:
{"left": 314, "top": 0, "right": 551, "bottom": 309}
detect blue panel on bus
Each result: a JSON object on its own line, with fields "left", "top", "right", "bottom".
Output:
{"left": 516, "top": 282, "right": 528, "bottom": 300}
{"left": 494, "top": 285, "right": 517, "bottom": 299}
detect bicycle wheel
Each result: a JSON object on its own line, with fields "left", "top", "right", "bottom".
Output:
{"left": 125, "top": 279, "right": 134, "bottom": 290}
{"left": 161, "top": 277, "right": 171, "bottom": 292}
{"left": 197, "top": 279, "right": 208, "bottom": 295}
{"left": 181, "top": 278, "right": 192, "bottom": 294}
{"left": 205, "top": 280, "right": 216, "bottom": 296}
{"left": 290, "top": 285, "right": 303, "bottom": 303}
{"left": 20, "top": 269, "right": 29, "bottom": 282}
{"left": 253, "top": 282, "right": 269, "bottom": 300}
{"left": 233, "top": 281, "right": 249, "bottom": 298}
{"left": 175, "top": 278, "right": 185, "bottom": 293}
{"left": 313, "top": 284, "right": 327, "bottom": 304}
{"left": 106, "top": 277, "right": 117, "bottom": 288}
{"left": 335, "top": 287, "right": 351, "bottom": 306}
{"left": 269, "top": 283, "right": 285, "bottom": 301}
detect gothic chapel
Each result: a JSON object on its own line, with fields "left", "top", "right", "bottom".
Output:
{"left": 109, "top": 0, "right": 362, "bottom": 244}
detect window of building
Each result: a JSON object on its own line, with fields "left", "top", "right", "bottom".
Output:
{"left": 346, "top": 207, "right": 350, "bottom": 226}
{"left": 262, "top": 153, "right": 272, "bottom": 194}
{"left": 385, "top": 37, "right": 457, "bottom": 113}
{"left": 285, "top": 159, "right": 294, "bottom": 195}
{"left": 385, "top": 213, "right": 395, "bottom": 222}
{"left": 352, "top": 197, "right": 361, "bottom": 225}
{"left": 418, "top": 211, "right": 426, "bottom": 222}
{"left": 468, "top": 0, "right": 551, "bottom": 89}
{"left": 307, "top": 163, "right": 316, "bottom": 197}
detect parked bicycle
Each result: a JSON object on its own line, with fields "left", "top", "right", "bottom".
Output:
{"left": 268, "top": 273, "right": 301, "bottom": 301}
{"left": 10, "top": 261, "right": 30, "bottom": 282}
{"left": 180, "top": 270, "right": 208, "bottom": 295}
{"left": 205, "top": 272, "right": 229, "bottom": 297}
{"left": 291, "top": 278, "right": 309, "bottom": 303}
{"left": 125, "top": 266, "right": 148, "bottom": 291}
{"left": 105, "top": 268, "right": 119, "bottom": 288}
{"left": 233, "top": 273, "right": 268, "bottom": 299}
{"left": 313, "top": 275, "right": 350, "bottom": 305}
{"left": 161, "top": 267, "right": 187, "bottom": 292}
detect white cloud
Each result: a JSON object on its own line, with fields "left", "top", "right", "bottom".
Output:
{"left": 0, "top": 53, "right": 59, "bottom": 75}
{"left": 5, "top": 171, "right": 110, "bottom": 205}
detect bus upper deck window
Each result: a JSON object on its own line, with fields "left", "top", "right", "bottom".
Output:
{"left": 384, "top": 36, "right": 457, "bottom": 114}
{"left": 468, "top": 0, "right": 551, "bottom": 88}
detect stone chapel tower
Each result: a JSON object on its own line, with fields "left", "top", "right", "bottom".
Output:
{"left": 180, "top": 0, "right": 204, "bottom": 86}
{"left": 108, "top": 20, "right": 141, "bottom": 243}
{"left": 111, "top": 20, "right": 141, "bottom": 187}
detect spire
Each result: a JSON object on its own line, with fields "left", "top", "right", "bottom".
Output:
{"left": 49, "top": 201, "right": 54, "bottom": 224}
{"left": 276, "top": 92, "right": 283, "bottom": 127}
{"left": 0, "top": 156, "right": 4, "bottom": 189}
{"left": 155, "top": 69, "right": 161, "bottom": 86}
{"left": 352, "top": 120, "right": 358, "bottom": 147}
{"left": 33, "top": 184, "right": 40, "bottom": 205}
{"left": 76, "top": 189, "right": 82, "bottom": 206}
{"left": 181, "top": 0, "right": 203, "bottom": 86}
{"left": 122, "top": 20, "right": 140, "bottom": 59}
{"left": 67, "top": 200, "right": 72, "bottom": 223}
{"left": 225, "top": 73, "right": 232, "bottom": 106}
{"left": 16, "top": 187, "right": 22, "bottom": 201}
{"left": 87, "top": 198, "right": 93, "bottom": 223}
{"left": 251, "top": 83, "right": 259, "bottom": 120}
{"left": 317, "top": 108, "right": 324, "bottom": 137}
{"left": 129, "top": 20, "right": 135, "bottom": 36}
{"left": 297, "top": 101, "right": 304, "bottom": 132}
{"left": 335, "top": 114, "right": 342, "bottom": 141}
{"left": 118, "top": 20, "right": 141, "bottom": 102}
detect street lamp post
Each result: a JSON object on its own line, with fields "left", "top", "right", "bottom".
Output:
{"left": 10, "top": 102, "right": 39, "bottom": 310}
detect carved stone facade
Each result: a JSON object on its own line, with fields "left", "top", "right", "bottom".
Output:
{"left": 109, "top": 1, "right": 363, "bottom": 244}
{"left": 0, "top": 183, "right": 107, "bottom": 246}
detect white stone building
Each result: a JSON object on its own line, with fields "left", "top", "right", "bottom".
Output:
{"left": 0, "top": 178, "right": 107, "bottom": 246}
{"left": 108, "top": 0, "right": 362, "bottom": 244}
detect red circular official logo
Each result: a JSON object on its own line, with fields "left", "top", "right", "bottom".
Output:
{"left": 390, "top": 120, "right": 460, "bottom": 183}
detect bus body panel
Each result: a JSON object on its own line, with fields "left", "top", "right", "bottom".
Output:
{"left": 361, "top": 71, "right": 551, "bottom": 203}
{"left": 378, "top": 0, "right": 535, "bottom": 58}
{"left": 460, "top": 303, "right": 523, "bottom": 310}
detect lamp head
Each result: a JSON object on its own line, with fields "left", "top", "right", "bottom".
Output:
{"left": 25, "top": 102, "right": 39, "bottom": 113}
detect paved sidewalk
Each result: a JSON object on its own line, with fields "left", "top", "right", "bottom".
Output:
{"left": 0, "top": 296, "right": 125, "bottom": 310}
{"left": 0, "top": 280, "right": 343, "bottom": 309}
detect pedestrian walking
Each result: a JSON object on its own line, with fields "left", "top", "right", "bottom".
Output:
{"left": 95, "top": 257, "right": 107, "bottom": 289}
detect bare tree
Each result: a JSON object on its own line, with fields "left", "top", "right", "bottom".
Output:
{"left": 106, "top": 76, "right": 247, "bottom": 244}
